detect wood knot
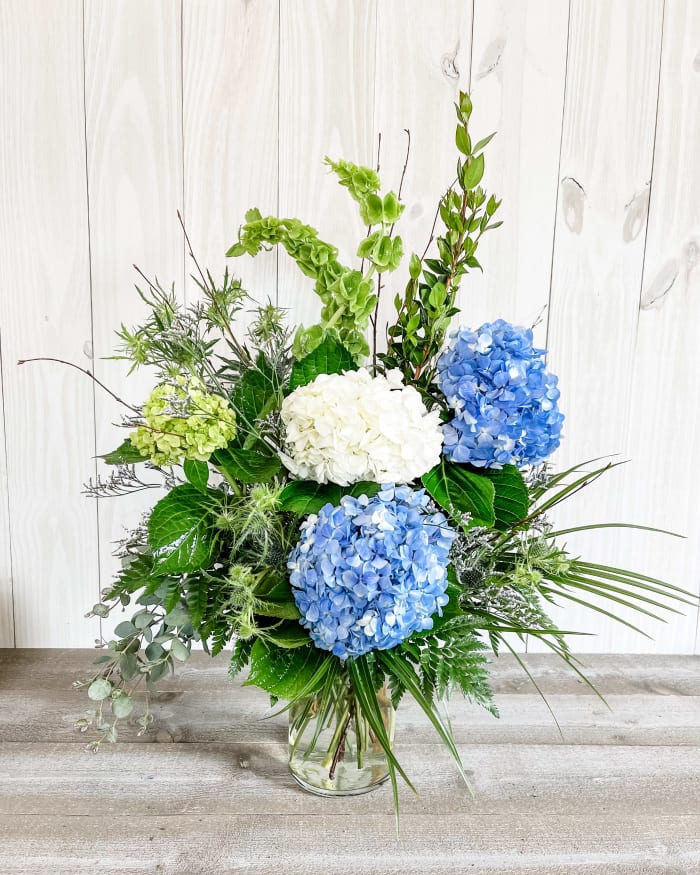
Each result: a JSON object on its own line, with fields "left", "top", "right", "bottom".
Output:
{"left": 560, "top": 177, "right": 586, "bottom": 234}
{"left": 622, "top": 183, "right": 650, "bottom": 242}
{"left": 476, "top": 37, "right": 506, "bottom": 81}
{"left": 640, "top": 258, "right": 679, "bottom": 310}
{"left": 441, "top": 44, "right": 460, "bottom": 81}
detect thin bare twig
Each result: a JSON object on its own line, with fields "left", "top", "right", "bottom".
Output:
{"left": 17, "top": 357, "right": 140, "bottom": 413}
{"left": 397, "top": 128, "right": 411, "bottom": 201}
{"left": 176, "top": 210, "right": 250, "bottom": 364}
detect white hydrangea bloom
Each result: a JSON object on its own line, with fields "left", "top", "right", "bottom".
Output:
{"left": 280, "top": 368, "right": 443, "bottom": 486}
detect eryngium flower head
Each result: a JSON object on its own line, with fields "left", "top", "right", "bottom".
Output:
{"left": 287, "top": 485, "right": 456, "bottom": 658}
{"left": 131, "top": 376, "right": 236, "bottom": 466}
{"left": 436, "top": 320, "right": 564, "bottom": 468}
{"left": 280, "top": 368, "right": 443, "bottom": 486}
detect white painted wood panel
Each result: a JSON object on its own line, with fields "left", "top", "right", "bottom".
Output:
{"left": 372, "top": 0, "right": 473, "bottom": 351}
{"left": 183, "top": 0, "right": 279, "bottom": 316}
{"left": 0, "top": 0, "right": 100, "bottom": 646}
{"left": 622, "top": 0, "right": 700, "bottom": 654}
{"left": 532, "top": 0, "right": 670, "bottom": 653}
{"left": 0, "top": 0, "right": 698, "bottom": 652}
{"left": 466, "top": 0, "right": 569, "bottom": 340}
{"left": 0, "top": 347, "right": 13, "bottom": 647}
{"left": 84, "top": 0, "right": 184, "bottom": 643}
{"left": 277, "top": 0, "right": 378, "bottom": 330}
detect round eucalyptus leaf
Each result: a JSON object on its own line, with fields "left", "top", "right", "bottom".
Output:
{"left": 169, "top": 638, "right": 190, "bottom": 662}
{"left": 87, "top": 678, "right": 113, "bottom": 701}
{"left": 111, "top": 694, "right": 134, "bottom": 719}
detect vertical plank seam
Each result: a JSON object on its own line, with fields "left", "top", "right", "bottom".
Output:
{"left": 467, "top": 0, "right": 475, "bottom": 92}
{"left": 543, "top": 0, "right": 572, "bottom": 354}
{"left": 634, "top": 0, "right": 665, "bottom": 333}
{"left": 180, "top": 0, "right": 187, "bottom": 304}
{"left": 536, "top": 0, "right": 572, "bottom": 655}
{"left": 0, "top": 327, "right": 17, "bottom": 647}
{"left": 372, "top": 0, "right": 379, "bottom": 170}
{"left": 80, "top": 0, "right": 103, "bottom": 637}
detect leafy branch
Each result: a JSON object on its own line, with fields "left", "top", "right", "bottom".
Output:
{"left": 382, "top": 91, "right": 502, "bottom": 395}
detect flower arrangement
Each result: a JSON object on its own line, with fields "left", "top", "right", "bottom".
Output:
{"left": 39, "top": 92, "right": 693, "bottom": 815}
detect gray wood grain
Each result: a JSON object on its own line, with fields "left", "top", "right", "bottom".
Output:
{"left": 2, "top": 813, "right": 700, "bottom": 875}
{"left": 3, "top": 649, "right": 699, "bottom": 694}
{"left": 2, "top": 741, "right": 700, "bottom": 818}
{"left": 2, "top": 650, "right": 700, "bottom": 873}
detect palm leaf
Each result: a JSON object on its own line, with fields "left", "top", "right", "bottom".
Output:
{"left": 377, "top": 650, "right": 469, "bottom": 789}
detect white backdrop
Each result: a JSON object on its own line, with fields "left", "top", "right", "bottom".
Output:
{"left": 0, "top": 0, "right": 698, "bottom": 651}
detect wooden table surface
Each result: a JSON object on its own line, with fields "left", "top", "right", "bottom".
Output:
{"left": 1, "top": 650, "right": 699, "bottom": 874}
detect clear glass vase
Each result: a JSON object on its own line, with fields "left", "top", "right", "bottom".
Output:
{"left": 288, "top": 676, "right": 395, "bottom": 796}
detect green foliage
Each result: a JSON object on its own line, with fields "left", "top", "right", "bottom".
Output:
{"left": 148, "top": 485, "right": 221, "bottom": 574}
{"left": 231, "top": 351, "right": 284, "bottom": 447}
{"left": 183, "top": 459, "right": 209, "bottom": 492}
{"left": 229, "top": 637, "right": 254, "bottom": 677}
{"left": 397, "top": 617, "right": 496, "bottom": 711}
{"left": 422, "top": 460, "right": 496, "bottom": 528}
{"left": 75, "top": 87, "right": 699, "bottom": 831}
{"left": 279, "top": 480, "right": 342, "bottom": 515}
{"left": 227, "top": 213, "right": 375, "bottom": 360}
{"left": 113, "top": 268, "right": 248, "bottom": 380}
{"left": 323, "top": 157, "right": 380, "bottom": 205}
{"left": 325, "top": 157, "right": 405, "bottom": 256}
{"left": 100, "top": 438, "right": 146, "bottom": 465}
{"left": 480, "top": 465, "right": 529, "bottom": 530}
{"left": 212, "top": 445, "right": 282, "bottom": 485}
{"left": 288, "top": 334, "right": 357, "bottom": 390}
{"left": 382, "top": 89, "right": 502, "bottom": 392}
{"left": 246, "top": 639, "right": 328, "bottom": 700}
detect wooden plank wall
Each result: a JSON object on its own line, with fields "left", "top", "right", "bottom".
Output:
{"left": 0, "top": 0, "right": 697, "bottom": 651}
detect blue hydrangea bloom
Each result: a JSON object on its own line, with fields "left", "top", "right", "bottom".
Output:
{"left": 287, "top": 485, "right": 456, "bottom": 659}
{"left": 436, "top": 320, "right": 564, "bottom": 468}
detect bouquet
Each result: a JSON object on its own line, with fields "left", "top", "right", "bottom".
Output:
{"left": 49, "top": 92, "right": 691, "bottom": 814}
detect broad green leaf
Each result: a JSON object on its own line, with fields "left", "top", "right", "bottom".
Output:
{"left": 253, "top": 573, "right": 301, "bottom": 620}
{"left": 455, "top": 125, "right": 470, "bottom": 155}
{"left": 480, "top": 464, "right": 529, "bottom": 530}
{"left": 265, "top": 622, "right": 312, "bottom": 648}
{"left": 422, "top": 460, "right": 495, "bottom": 528}
{"left": 148, "top": 485, "right": 219, "bottom": 575}
{"left": 212, "top": 446, "right": 282, "bottom": 484}
{"left": 183, "top": 459, "right": 209, "bottom": 492}
{"left": 232, "top": 353, "right": 280, "bottom": 438}
{"left": 245, "top": 640, "right": 326, "bottom": 699}
{"left": 99, "top": 438, "right": 145, "bottom": 465}
{"left": 462, "top": 152, "right": 485, "bottom": 189}
{"left": 114, "top": 621, "right": 137, "bottom": 638}
{"left": 279, "top": 480, "right": 342, "bottom": 515}
{"left": 289, "top": 334, "right": 357, "bottom": 391}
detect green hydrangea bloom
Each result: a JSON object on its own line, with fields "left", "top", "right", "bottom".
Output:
{"left": 132, "top": 376, "right": 236, "bottom": 465}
